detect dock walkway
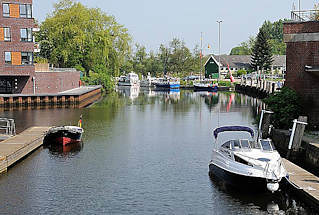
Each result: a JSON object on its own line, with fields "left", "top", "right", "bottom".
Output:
{"left": 0, "top": 127, "right": 50, "bottom": 174}
{"left": 283, "top": 158, "right": 319, "bottom": 208}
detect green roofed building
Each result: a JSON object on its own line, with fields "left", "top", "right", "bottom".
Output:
{"left": 204, "top": 55, "right": 286, "bottom": 79}
{"left": 204, "top": 55, "right": 220, "bottom": 79}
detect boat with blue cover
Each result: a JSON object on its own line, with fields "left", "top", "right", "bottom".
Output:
{"left": 154, "top": 77, "right": 180, "bottom": 89}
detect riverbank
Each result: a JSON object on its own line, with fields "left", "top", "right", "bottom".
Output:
{"left": 0, "top": 85, "right": 102, "bottom": 109}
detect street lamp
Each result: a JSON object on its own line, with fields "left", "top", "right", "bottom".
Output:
{"left": 217, "top": 20, "right": 222, "bottom": 82}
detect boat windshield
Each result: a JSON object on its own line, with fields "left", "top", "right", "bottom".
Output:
{"left": 260, "top": 139, "right": 274, "bottom": 151}
{"left": 249, "top": 140, "right": 261, "bottom": 149}
{"left": 240, "top": 140, "right": 250, "bottom": 149}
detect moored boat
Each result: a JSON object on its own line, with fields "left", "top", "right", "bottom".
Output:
{"left": 118, "top": 72, "right": 140, "bottom": 86}
{"left": 44, "top": 126, "right": 83, "bottom": 146}
{"left": 140, "top": 73, "right": 156, "bottom": 87}
{"left": 209, "top": 126, "right": 288, "bottom": 192}
{"left": 44, "top": 116, "right": 84, "bottom": 146}
{"left": 154, "top": 77, "right": 180, "bottom": 89}
{"left": 193, "top": 82, "right": 218, "bottom": 92}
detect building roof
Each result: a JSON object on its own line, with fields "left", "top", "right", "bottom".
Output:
{"left": 206, "top": 55, "right": 286, "bottom": 68}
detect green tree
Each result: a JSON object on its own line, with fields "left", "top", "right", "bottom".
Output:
{"left": 132, "top": 44, "right": 147, "bottom": 76}
{"left": 251, "top": 29, "right": 273, "bottom": 71}
{"left": 158, "top": 44, "right": 170, "bottom": 75}
{"left": 167, "top": 38, "right": 192, "bottom": 76}
{"left": 37, "top": 0, "right": 131, "bottom": 89}
{"left": 230, "top": 37, "right": 255, "bottom": 55}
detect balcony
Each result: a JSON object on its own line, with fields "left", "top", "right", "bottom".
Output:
{"left": 291, "top": 10, "right": 319, "bottom": 21}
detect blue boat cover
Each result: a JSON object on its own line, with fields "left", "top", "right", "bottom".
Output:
{"left": 213, "top": 126, "right": 254, "bottom": 138}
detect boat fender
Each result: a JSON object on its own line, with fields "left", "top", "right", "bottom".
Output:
{"left": 267, "top": 182, "right": 279, "bottom": 193}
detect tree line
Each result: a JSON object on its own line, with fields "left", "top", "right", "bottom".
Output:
{"left": 36, "top": 0, "right": 289, "bottom": 90}
{"left": 36, "top": 0, "right": 205, "bottom": 90}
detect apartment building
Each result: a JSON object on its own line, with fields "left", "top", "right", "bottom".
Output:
{"left": 0, "top": 0, "right": 81, "bottom": 95}
{"left": 0, "top": 0, "right": 37, "bottom": 94}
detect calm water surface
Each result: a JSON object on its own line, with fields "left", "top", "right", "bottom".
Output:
{"left": 0, "top": 87, "right": 315, "bottom": 214}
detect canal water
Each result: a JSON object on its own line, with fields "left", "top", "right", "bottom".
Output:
{"left": 0, "top": 87, "right": 315, "bottom": 214}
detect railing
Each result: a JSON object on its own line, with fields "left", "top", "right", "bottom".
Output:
{"left": 291, "top": 10, "right": 319, "bottom": 21}
{"left": 0, "top": 118, "right": 16, "bottom": 140}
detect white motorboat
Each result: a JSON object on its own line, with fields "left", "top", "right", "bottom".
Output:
{"left": 208, "top": 126, "right": 288, "bottom": 192}
{"left": 140, "top": 73, "right": 156, "bottom": 87}
{"left": 118, "top": 72, "right": 140, "bottom": 86}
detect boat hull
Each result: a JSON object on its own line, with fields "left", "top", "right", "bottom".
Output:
{"left": 194, "top": 85, "right": 218, "bottom": 92}
{"left": 44, "top": 127, "right": 83, "bottom": 146}
{"left": 155, "top": 83, "right": 180, "bottom": 89}
{"left": 209, "top": 162, "right": 269, "bottom": 191}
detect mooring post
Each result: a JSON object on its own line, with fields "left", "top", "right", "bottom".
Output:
{"left": 288, "top": 116, "right": 308, "bottom": 151}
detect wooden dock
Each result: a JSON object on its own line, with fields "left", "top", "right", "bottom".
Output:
{"left": 0, "top": 127, "right": 50, "bottom": 174}
{"left": 283, "top": 158, "right": 319, "bottom": 208}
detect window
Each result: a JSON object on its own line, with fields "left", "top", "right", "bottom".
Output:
{"left": 2, "top": 3, "right": 9, "bottom": 17}
{"left": 5, "top": 52, "right": 11, "bottom": 64}
{"left": 4, "top": 27, "right": 11, "bottom": 41}
{"left": 19, "top": 4, "right": 32, "bottom": 18}
{"left": 240, "top": 140, "right": 250, "bottom": 149}
{"left": 260, "top": 139, "right": 273, "bottom": 151}
{"left": 21, "top": 52, "right": 33, "bottom": 65}
{"left": 222, "top": 141, "right": 231, "bottom": 149}
{"left": 20, "top": 28, "right": 32, "bottom": 42}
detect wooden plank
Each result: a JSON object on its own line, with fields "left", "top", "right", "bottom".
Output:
{"left": 0, "top": 126, "right": 50, "bottom": 174}
{"left": 283, "top": 158, "right": 319, "bottom": 202}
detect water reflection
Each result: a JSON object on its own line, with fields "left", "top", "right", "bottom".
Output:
{"left": 0, "top": 89, "right": 315, "bottom": 215}
{"left": 210, "top": 176, "right": 310, "bottom": 214}
{"left": 43, "top": 142, "right": 83, "bottom": 157}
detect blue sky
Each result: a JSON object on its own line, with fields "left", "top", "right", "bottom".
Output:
{"left": 34, "top": 0, "right": 318, "bottom": 54}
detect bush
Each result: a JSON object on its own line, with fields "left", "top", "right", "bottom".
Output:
{"left": 81, "top": 64, "right": 114, "bottom": 92}
{"left": 217, "top": 80, "right": 231, "bottom": 87}
{"left": 263, "top": 87, "right": 302, "bottom": 129}
{"left": 237, "top": 69, "right": 247, "bottom": 77}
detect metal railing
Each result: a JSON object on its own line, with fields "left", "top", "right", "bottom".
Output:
{"left": 0, "top": 118, "right": 16, "bottom": 140}
{"left": 291, "top": 10, "right": 319, "bottom": 21}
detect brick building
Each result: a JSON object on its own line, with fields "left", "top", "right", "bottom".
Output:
{"left": 284, "top": 19, "right": 319, "bottom": 127}
{"left": 0, "top": 0, "right": 80, "bottom": 94}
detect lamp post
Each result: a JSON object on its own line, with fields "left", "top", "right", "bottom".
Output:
{"left": 217, "top": 20, "right": 222, "bottom": 82}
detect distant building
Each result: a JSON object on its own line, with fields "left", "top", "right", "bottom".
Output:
{"left": 0, "top": 0, "right": 80, "bottom": 94}
{"left": 283, "top": 12, "right": 319, "bottom": 127}
{"left": 204, "top": 55, "right": 286, "bottom": 78}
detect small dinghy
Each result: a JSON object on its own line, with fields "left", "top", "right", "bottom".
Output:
{"left": 44, "top": 116, "right": 84, "bottom": 146}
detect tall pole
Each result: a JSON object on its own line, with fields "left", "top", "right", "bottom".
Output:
{"left": 299, "top": 0, "right": 301, "bottom": 18}
{"left": 200, "top": 32, "right": 203, "bottom": 81}
{"left": 217, "top": 20, "right": 222, "bottom": 82}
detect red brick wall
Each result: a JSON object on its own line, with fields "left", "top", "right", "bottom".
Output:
{"left": 284, "top": 21, "right": 319, "bottom": 34}
{"left": 32, "top": 71, "right": 81, "bottom": 94}
{"left": 284, "top": 21, "right": 319, "bottom": 127}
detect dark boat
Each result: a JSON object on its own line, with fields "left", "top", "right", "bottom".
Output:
{"left": 193, "top": 82, "right": 218, "bottom": 92}
{"left": 44, "top": 126, "right": 83, "bottom": 146}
